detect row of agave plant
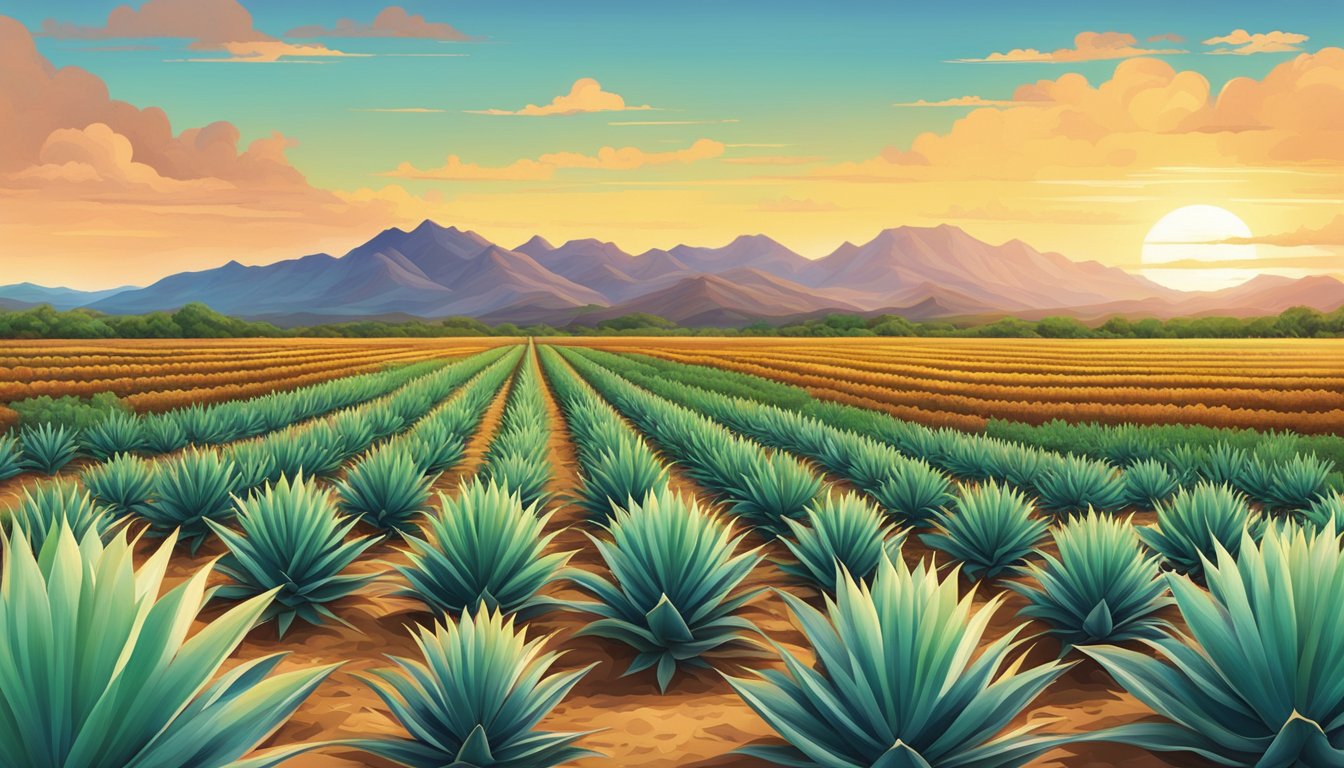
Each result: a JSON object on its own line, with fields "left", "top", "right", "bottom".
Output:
{"left": 567, "top": 347, "right": 1340, "bottom": 525}
{"left": 577, "top": 348, "right": 1340, "bottom": 518}
{"left": 0, "top": 357, "right": 452, "bottom": 479}
{"left": 481, "top": 347, "right": 554, "bottom": 508}
{"left": 2, "top": 348, "right": 517, "bottom": 558}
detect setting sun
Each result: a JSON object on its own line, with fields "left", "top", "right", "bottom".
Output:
{"left": 1141, "top": 205, "right": 1260, "bottom": 292}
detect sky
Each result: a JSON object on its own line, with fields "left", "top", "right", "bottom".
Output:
{"left": 0, "top": 0, "right": 1341, "bottom": 290}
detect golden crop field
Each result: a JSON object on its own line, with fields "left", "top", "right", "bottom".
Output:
{"left": 568, "top": 337, "right": 1344, "bottom": 434}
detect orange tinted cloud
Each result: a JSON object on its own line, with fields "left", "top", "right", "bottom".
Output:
{"left": 40, "top": 0, "right": 354, "bottom": 62}
{"left": 955, "top": 31, "right": 1185, "bottom": 63}
{"left": 893, "top": 95, "right": 1024, "bottom": 107}
{"left": 1203, "top": 29, "right": 1310, "bottom": 55}
{"left": 384, "top": 139, "right": 725, "bottom": 180}
{"left": 287, "top": 6, "right": 474, "bottom": 41}
{"left": 468, "top": 78, "right": 655, "bottom": 116}
{"left": 1218, "top": 215, "right": 1344, "bottom": 245}
{"left": 820, "top": 49, "right": 1344, "bottom": 181}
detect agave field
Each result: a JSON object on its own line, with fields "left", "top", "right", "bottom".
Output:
{"left": 1, "top": 337, "right": 1343, "bottom": 768}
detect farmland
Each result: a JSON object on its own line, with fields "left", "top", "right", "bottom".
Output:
{"left": 2, "top": 337, "right": 1343, "bottom": 768}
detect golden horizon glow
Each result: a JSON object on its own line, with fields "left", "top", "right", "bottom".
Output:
{"left": 1141, "top": 205, "right": 1260, "bottom": 291}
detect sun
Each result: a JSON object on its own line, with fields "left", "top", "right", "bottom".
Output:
{"left": 1141, "top": 205, "right": 1260, "bottom": 292}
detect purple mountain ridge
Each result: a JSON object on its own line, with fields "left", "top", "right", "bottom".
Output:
{"left": 8, "top": 219, "right": 1339, "bottom": 327}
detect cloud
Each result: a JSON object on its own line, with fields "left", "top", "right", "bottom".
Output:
{"left": 955, "top": 31, "right": 1186, "bottom": 63}
{"left": 815, "top": 49, "right": 1344, "bottom": 182}
{"left": 1203, "top": 29, "right": 1309, "bottom": 56}
{"left": 383, "top": 139, "right": 725, "bottom": 180}
{"left": 1215, "top": 215, "right": 1344, "bottom": 246}
{"left": 893, "top": 95, "right": 1019, "bottom": 107}
{"left": 1148, "top": 33, "right": 1185, "bottom": 44}
{"left": 40, "top": 0, "right": 356, "bottom": 62}
{"left": 468, "top": 78, "right": 655, "bottom": 116}
{"left": 287, "top": 6, "right": 474, "bottom": 41}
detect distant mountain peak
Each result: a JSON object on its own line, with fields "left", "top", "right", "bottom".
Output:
{"left": 515, "top": 234, "right": 555, "bottom": 254}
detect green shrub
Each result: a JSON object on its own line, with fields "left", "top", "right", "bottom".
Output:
{"left": 1034, "top": 454, "right": 1127, "bottom": 517}
{"left": 870, "top": 459, "right": 953, "bottom": 526}
{"left": 0, "top": 524, "right": 333, "bottom": 768}
{"left": 144, "top": 448, "right": 239, "bottom": 553}
{"left": 1085, "top": 526, "right": 1344, "bottom": 766}
{"left": 8, "top": 392, "right": 126, "bottom": 430}
{"left": 1137, "top": 483, "right": 1259, "bottom": 577}
{"left": 923, "top": 481, "right": 1047, "bottom": 581}
{"left": 727, "top": 554, "right": 1079, "bottom": 768}
{"left": 335, "top": 445, "right": 438, "bottom": 533}
{"left": 351, "top": 608, "right": 597, "bottom": 767}
{"left": 568, "top": 488, "right": 763, "bottom": 692}
{"left": 208, "top": 474, "right": 378, "bottom": 637}
{"left": 1010, "top": 511, "right": 1171, "bottom": 648}
{"left": 779, "top": 490, "right": 905, "bottom": 593}
{"left": 18, "top": 422, "right": 80, "bottom": 474}
{"left": 81, "top": 453, "right": 155, "bottom": 519}
{"left": 395, "top": 479, "right": 572, "bottom": 619}
{"left": 5, "top": 479, "right": 113, "bottom": 553}
{"left": 79, "top": 410, "right": 145, "bottom": 460}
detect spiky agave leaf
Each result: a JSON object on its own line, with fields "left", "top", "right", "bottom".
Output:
{"left": 225, "top": 441, "right": 281, "bottom": 495}
{"left": 1137, "top": 483, "right": 1260, "bottom": 578}
{"left": 141, "top": 413, "right": 188, "bottom": 454}
{"left": 778, "top": 490, "right": 906, "bottom": 594}
{"left": 1199, "top": 442, "right": 1248, "bottom": 487}
{"left": 1010, "top": 510, "right": 1171, "bottom": 649}
{"left": 268, "top": 424, "right": 347, "bottom": 478}
{"left": 350, "top": 607, "right": 598, "bottom": 768}
{"left": 922, "top": 480, "right": 1047, "bottom": 582}
{"left": 334, "top": 444, "right": 438, "bottom": 534}
{"left": 568, "top": 488, "right": 764, "bottom": 692}
{"left": 484, "top": 445, "right": 553, "bottom": 510}
{"left": 870, "top": 458, "right": 953, "bottom": 527}
{"left": 1123, "top": 458, "right": 1179, "bottom": 511}
{"left": 727, "top": 452, "right": 822, "bottom": 537}
{"left": 80, "top": 452, "right": 155, "bottom": 519}
{"left": 727, "top": 553, "right": 1080, "bottom": 768}
{"left": 0, "top": 434, "right": 22, "bottom": 481}
{"left": 144, "top": 447, "right": 239, "bottom": 553}
{"left": 208, "top": 474, "right": 379, "bottom": 637}
{"left": 1034, "top": 454, "right": 1127, "bottom": 517}
{"left": 1084, "top": 526, "right": 1344, "bottom": 767}
{"left": 18, "top": 422, "right": 80, "bottom": 475}
{"left": 394, "top": 478, "right": 573, "bottom": 619}
{"left": 404, "top": 420, "right": 467, "bottom": 475}
{"left": 4, "top": 479, "right": 114, "bottom": 552}
{"left": 79, "top": 410, "right": 145, "bottom": 461}
{"left": 0, "top": 523, "right": 335, "bottom": 768}
{"left": 1303, "top": 492, "right": 1344, "bottom": 536}
{"left": 943, "top": 436, "right": 995, "bottom": 481}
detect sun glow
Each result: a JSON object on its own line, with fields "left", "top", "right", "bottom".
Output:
{"left": 1141, "top": 205, "right": 1260, "bottom": 292}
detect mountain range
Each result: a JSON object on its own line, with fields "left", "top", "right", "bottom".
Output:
{"left": 4, "top": 220, "right": 1342, "bottom": 326}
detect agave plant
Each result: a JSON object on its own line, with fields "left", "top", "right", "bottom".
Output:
{"left": 576, "top": 434, "right": 669, "bottom": 519}
{"left": 225, "top": 441, "right": 281, "bottom": 495}
{"left": 81, "top": 453, "right": 155, "bottom": 519}
{"left": 726, "top": 453, "right": 821, "bottom": 537}
{"left": 1137, "top": 482, "right": 1259, "bottom": 578}
{"left": 1232, "top": 455, "right": 1279, "bottom": 510}
{"left": 942, "top": 436, "right": 995, "bottom": 481}
{"left": 1034, "top": 454, "right": 1127, "bottom": 517}
{"left": 779, "top": 490, "right": 906, "bottom": 594}
{"left": 1303, "top": 492, "right": 1344, "bottom": 536}
{"left": 990, "top": 443, "right": 1048, "bottom": 492}
{"left": 394, "top": 479, "right": 573, "bottom": 619}
{"left": 0, "top": 434, "right": 22, "bottom": 481}
{"left": 269, "top": 425, "right": 347, "bottom": 478}
{"left": 567, "top": 488, "right": 764, "bottom": 692}
{"left": 727, "top": 554, "right": 1079, "bottom": 768}
{"left": 1085, "top": 526, "right": 1344, "bottom": 766}
{"left": 1163, "top": 444, "right": 1204, "bottom": 489}
{"left": 1010, "top": 510, "right": 1171, "bottom": 649}
{"left": 1123, "top": 458, "right": 1179, "bottom": 510}
{"left": 484, "top": 448, "right": 553, "bottom": 510}
{"left": 351, "top": 608, "right": 598, "bottom": 768}
{"left": 1199, "top": 442, "right": 1248, "bottom": 487}
{"left": 208, "top": 474, "right": 379, "bottom": 637}
{"left": 335, "top": 445, "right": 438, "bottom": 533}
{"left": 80, "top": 410, "right": 145, "bottom": 460}
{"left": 1271, "top": 453, "right": 1335, "bottom": 511}
{"left": 870, "top": 459, "right": 953, "bottom": 526}
{"left": 141, "top": 413, "right": 188, "bottom": 453}
{"left": 18, "top": 422, "right": 80, "bottom": 474}
{"left": 0, "top": 523, "right": 334, "bottom": 768}
{"left": 5, "top": 479, "right": 114, "bottom": 552}
{"left": 922, "top": 481, "right": 1047, "bottom": 582}
{"left": 144, "top": 448, "right": 239, "bottom": 553}
{"left": 405, "top": 422, "right": 467, "bottom": 474}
